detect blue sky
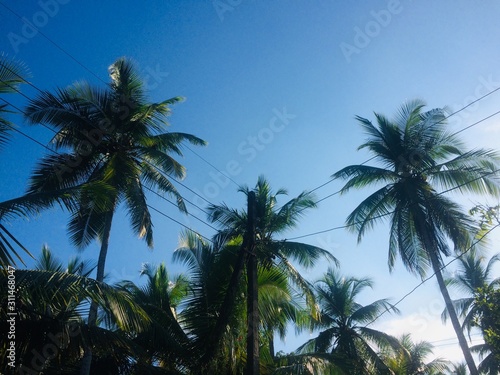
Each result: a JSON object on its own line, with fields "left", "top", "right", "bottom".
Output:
{"left": 2, "top": 0, "right": 500, "bottom": 363}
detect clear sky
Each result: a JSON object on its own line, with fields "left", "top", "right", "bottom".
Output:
{"left": 1, "top": 0, "right": 500, "bottom": 364}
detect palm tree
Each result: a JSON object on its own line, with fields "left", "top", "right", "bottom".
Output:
{"left": 447, "top": 362, "right": 468, "bottom": 375}
{"left": 0, "top": 181, "right": 113, "bottom": 267}
{"left": 0, "top": 258, "right": 150, "bottom": 373}
{"left": 297, "top": 268, "right": 401, "bottom": 374}
{"left": 332, "top": 99, "right": 500, "bottom": 375}
{"left": 379, "top": 333, "right": 449, "bottom": 374}
{"left": 0, "top": 54, "right": 33, "bottom": 267}
{"left": 23, "top": 57, "right": 206, "bottom": 374}
{"left": 442, "top": 250, "right": 500, "bottom": 337}
{"left": 172, "top": 230, "right": 316, "bottom": 374}
{"left": 205, "top": 176, "right": 338, "bottom": 370}
{"left": 0, "top": 54, "right": 29, "bottom": 150}
{"left": 119, "top": 262, "right": 192, "bottom": 373}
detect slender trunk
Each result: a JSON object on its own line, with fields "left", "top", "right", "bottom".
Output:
{"left": 199, "top": 238, "right": 247, "bottom": 370}
{"left": 428, "top": 250, "right": 479, "bottom": 375}
{"left": 247, "top": 242, "right": 259, "bottom": 375}
{"left": 268, "top": 329, "right": 275, "bottom": 361}
{"left": 416, "top": 217, "right": 479, "bottom": 375}
{"left": 200, "top": 192, "right": 256, "bottom": 371}
{"left": 79, "top": 210, "right": 114, "bottom": 375}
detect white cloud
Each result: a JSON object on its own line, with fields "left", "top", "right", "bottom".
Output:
{"left": 376, "top": 314, "right": 484, "bottom": 364}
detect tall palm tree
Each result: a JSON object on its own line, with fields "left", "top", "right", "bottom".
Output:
{"left": 173, "top": 230, "right": 315, "bottom": 374}
{"left": 297, "top": 268, "right": 401, "bottom": 374}
{"left": 23, "top": 57, "right": 206, "bottom": 374}
{"left": 205, "top": 176, "right": 338, "bottom": 369}
{"left": 332, "top": 99, "right": 500, "bottom": 375}
{"left": 379, "top": 333, "right": 449, "bottom": 375}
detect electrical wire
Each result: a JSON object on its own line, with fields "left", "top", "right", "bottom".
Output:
{"left": 363, "top": 222, "right": 500, "bottom": 328}
{"left": 291, "top": 91, "right": 500, "bottom": 209}
{"left": 0, "top": 96, "right": 218, "bottom": 243}
{"left": 0, "top": 1, "right": 107, "bottom": 85}
{"left": 286, "top": 166, "right": 500, "bottom": 241}
{"left": 0, "top": 62, "right": 237, "bottom": 216}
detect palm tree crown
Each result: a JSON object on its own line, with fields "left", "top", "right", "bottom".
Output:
{"left": 333, "top": 99, "right": 499, "bottom": 277}
{"left": 24, "top": 57, "right": 206, "bottom": 250}
{"left": 380, "top": 333, "right": 449, "bottom": 375}
{"left": 442, "top": 250, "right": 500, "bottom": 335}
{"left": 208, "top": 175, "right": 338, "bottom": 276}
{"left": 298, "top": 268, "right": 401, "bottom": 374}
{"left": 332, "top": 99, "right": 500, "bottom": 375}
{"left": 24, "top": 57, "right": 205, "bottom": 375}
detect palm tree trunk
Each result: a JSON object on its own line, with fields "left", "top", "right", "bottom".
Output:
{"left": 268, "top": 329, "right": 275, "bottom": 361}
{"left": 417, "top": 218, "right": 479, "bottom": 375}
{"left": 200, "top": 192, "right": 256, "bottom": 371}
{"left": 247, "top": 245, "right": 259, "bottom": 375}
{"left": 427, "top": 250, "right": 479, "bottom": 375}
{"left": 79, "top": 210, "right": 114, "bottom": 375}
{"left": 200, "top": 241, "right": 247, "bottom": 370}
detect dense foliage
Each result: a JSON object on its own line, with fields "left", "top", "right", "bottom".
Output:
{"left": 1, "top": 56, "right": 499, "bottom": 374}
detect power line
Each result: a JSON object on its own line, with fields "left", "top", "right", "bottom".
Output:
{"left": 142, "top": 185, "right": 219, "bottom": 232}
{"left": 5, "top": 85, "right": 500, "bottom": 244}
{"left": 184, "top": 146, "right": 242, "bottom": 189}
{"left": 286, "top": 166, "right": 500, "bottom": 241}
{"left": 0, "top": 71, "right": 227, "bottom": 229}
{"left": 0, "top": 96, "right": 220, "bottom": 241}
{"left": 0, "top": 60, "right": 237, "bottom": 216}
{"left": 147, "top": 204, "right": 213, "bottom": 244}
{"left": 364, "top": 222, "right": 500, "bottom": 328}
{"left": 7, "top": 94, "right": 496, "bottom": 338}
{"left": 294, "top": 94, "right": 500, "bottom": 209}
{"left": 429, "top": 333, "right": 483, "bottom": 346}
{"left": 0, "top": 1, "right": 107, "bottom": 85}
{"left": 0, "top": 98, "right": 58, "bottom": 154}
